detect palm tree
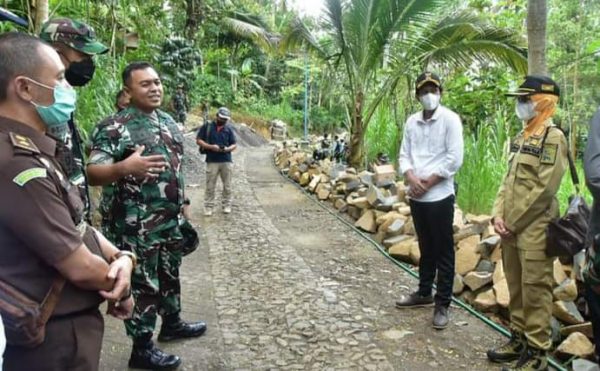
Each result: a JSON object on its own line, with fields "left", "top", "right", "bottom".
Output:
{"left": 526, "top": 0, "right": 547, "bottom": 74}
{"left": 312, "top": 0, "right": 528, "bottom": 168}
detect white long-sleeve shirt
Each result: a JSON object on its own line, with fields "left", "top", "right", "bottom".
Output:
{"left": 399, "top": 105, "right": 464, "bottom": 202}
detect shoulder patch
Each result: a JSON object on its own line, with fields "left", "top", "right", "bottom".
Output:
{"left": 541, "top": 143, "right": 558, "bottom": 165}
{"left": 9, "top": 132, "right": 40, "bottom": 154}
{"left": 13, "top": 167, "right": 47, "bottom": 186}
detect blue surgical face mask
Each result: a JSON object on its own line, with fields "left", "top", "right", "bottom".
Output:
{"left": 26, "top": 78, "right": 77, "bottom": 131}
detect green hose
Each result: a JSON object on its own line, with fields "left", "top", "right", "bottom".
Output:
{"left": 274, "top": 162, "right": 569, "bottom": 371}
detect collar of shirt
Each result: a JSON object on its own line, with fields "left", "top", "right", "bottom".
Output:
{"left": 0, "top": 115, "right": 57, "bottom": 156}
{"left": 417, "top": 106, "right": 443, "bottom": 125}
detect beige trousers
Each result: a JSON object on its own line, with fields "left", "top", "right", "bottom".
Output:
{"left": 205, "top": 162, "right": 233, "bottom": 209}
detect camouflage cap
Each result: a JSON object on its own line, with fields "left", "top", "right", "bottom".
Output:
{"left": 39, "top": 18, "right": 109, "bottom": 55}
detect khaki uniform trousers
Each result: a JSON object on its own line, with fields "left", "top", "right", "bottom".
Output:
{"left": 205, "top": 161, "right": 233, "bottom": 209}
{"left": 501, "top": 217, "right": 554, "bottom": 350}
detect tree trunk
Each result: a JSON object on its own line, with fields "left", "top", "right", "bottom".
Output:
{"left": 32, "top": 0, "right": 49, "bottom": 34}
{"left": 526, "top": 0, "right": 548, "bottom": 75}
{"left": 348, "top": 91, "right": 365, "bottom": 168}
{"left": 185, "top": 0, "right": 204, "bottom": 40}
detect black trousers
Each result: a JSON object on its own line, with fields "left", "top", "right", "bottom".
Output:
{"left": 585, "top": 284, "right": 600, "bottom": 363}
{"left": 410, "top": 195, "right": 455, "bottom": 307}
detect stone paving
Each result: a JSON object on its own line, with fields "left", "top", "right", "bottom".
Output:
{"left": 100, "top": 137, "right": 507, "bottom": 370}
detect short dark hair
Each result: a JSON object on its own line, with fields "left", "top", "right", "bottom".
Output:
{"left": 0, "top": 33, "right": 46, "bottom": 101}
{"left": 122, "top": 61, "right": 155, "bottom": 87}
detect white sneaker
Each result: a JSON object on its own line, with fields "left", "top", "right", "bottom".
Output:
{"left": 223, "top": 206, "right": 232, "bottom": 214}
{"left": 204, "top": 208, "right": 213, "bottom": 216}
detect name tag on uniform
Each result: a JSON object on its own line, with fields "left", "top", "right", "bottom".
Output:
{"left": 541, "top": 144, "right": 558, "bottom": 165}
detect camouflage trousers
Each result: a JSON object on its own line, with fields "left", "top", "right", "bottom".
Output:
{"left": 123, "top": 233, "right": 183, "bottom": 340}
{"left": 176, "top": 111, "right": 187, "bottom": 124}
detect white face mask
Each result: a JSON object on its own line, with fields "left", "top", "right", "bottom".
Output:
{"left": 515, "top": 101, "right": 538, "bottom": 121}
{"left": 419, "top": 93, "right": 440, "bottom": 111}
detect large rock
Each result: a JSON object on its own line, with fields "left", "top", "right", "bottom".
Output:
{"left": 348, "top": 196, "right": 370, "bottom": 209}
{"left": 467, "top": 214, "right": 493, "bottom": 226}
{"left": 464, "top": 271, "right": 493, "bottom": 291}
{"left": 389, "top": 239, "right": 417, "bottom": 263}
{"left": 490, "top": 244, "right": 503, "bottom": 263}
{"left": 478, "top": 235, "right": 502, "bottom": 258}
{"left": 553, "top": 278, "right": 578, "bottom": 302}
{"left": 386, "top": 219, "right": 406, "bottom": 236}
{"left": 358, "top": 171, "right": 374, "bottom": 187}
{"left": 373, "top": 164, "right": 396, "bottom": 187}
{"left": 493, "top": 278, "right": 510, "bottom": 308}
{"left": 404, "top": 219, "right": 416, "bottom": 235}
{"left": 308, "top": 175, "right": 321, "bottom": 192}
{"left": 397, "top": 206, "right": 411, "bottom": 216}
{"left": 476, "top": 259, "right": 495, "bottom": 274}
{"left": 347, "top": 205, "right": 362, "bottom": 220}
{"left": 316, "top": 184, "right": 331, "bottom": 200}
{"left": 455, "top": 235, "right": 481, "bottom": 275}
{"left": 383, "top": 235, "right": 412, "bottom": 248}
{"left": 561, "top": 323, "right": 594, "bottom": 339}
{"left": 453, "top": 209, "right": 466, "bottom": 232}
{"left": 572, "top": 359, "right": 600, "bottom": 371}
{"left": 367, "top": 185, "right": 386, "bottom": 207}
{"left": 474, "top": 288, "right": 498, "bottom": 312}
{"left": 554, "top": 259, "right": 568, "bottom": 286}
{"left": 553, "top": 301, "right": 585, "bottom": 325}
{"left": 334, "top": 199, "right": 347, "bottom": 211}
{"left": 453, "top": 274, "right": 465, "bottom": 294}
{"left": 454, "top": 223, "right": 487, "bottom": 243}
{"left": 557, "top": 332, "right": 595, "bottom": 358}
{"left": 355, "top": 210, "right": 376, "bottom": 233}
{"left": 493, "top": 261, "right": 505, "bottom": 285}
{"left": 300, "top": 172, "right": 310, "bottom": 186}
{"left": 376, "top": 212, "right": 405, "bottom": 226}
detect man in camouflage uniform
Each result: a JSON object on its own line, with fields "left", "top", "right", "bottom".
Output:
{"left": 39, "top": 18, "right": 109, "bottom": 222}
{"left": 488, "top": 76, "right": 567, "bottom": 371}
{"left": 172, "top": 84, "right": 189, "bottom": 125}
{"left": 87, "top": 62, "right": 206, "bottom": 370}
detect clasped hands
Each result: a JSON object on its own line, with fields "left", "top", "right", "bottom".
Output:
{"left": 406, "top": 173, "right": 441, "bottom": 199}
{"left": 99, "top": 256, "right": 134, "bottom": 320}
{"left": 206, "top": 144, "right": 231, "bottom": 153}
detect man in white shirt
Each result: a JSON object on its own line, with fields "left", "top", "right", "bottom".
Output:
{"left": 395, "top": 72, "right": 464, "bottom": 330}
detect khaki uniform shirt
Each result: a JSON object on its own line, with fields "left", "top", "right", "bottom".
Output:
{"left": 493, "top": 122, "right": 568, "bottom": 240}
{"left": 0, "top": 117, "right": 103, "bottom": 316}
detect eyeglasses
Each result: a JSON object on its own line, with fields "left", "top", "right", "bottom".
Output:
{"left": 517, "top": 96, "right": 531, "bottom": 103}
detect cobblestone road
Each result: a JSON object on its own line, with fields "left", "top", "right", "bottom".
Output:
{"left": 100, "top": 139, "right": 505, "bottom": 370}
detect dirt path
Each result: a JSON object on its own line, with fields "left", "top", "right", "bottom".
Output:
{"left": 100, "top": 133, "right": 506, "bottom": 370}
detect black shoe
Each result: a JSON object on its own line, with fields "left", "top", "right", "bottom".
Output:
{"left": 158, "top": 320, "right": 207, "bottom": 342}
{"left": 487, "top": 332, "right": 525, "bottom": 363}
{"left": 128, "top": 341, "right": 181, "bottom": 370}
{"left": 500, "top": 344, "right": 548, "bottom": 371}
{"left": 432, "top": 306, "right": 449, "bottom": 330}
{"left": 395, "top": 292, "right": 434, "bottom": 308}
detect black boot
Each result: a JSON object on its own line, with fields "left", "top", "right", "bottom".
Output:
{"left": 128, "top": 337, "right": 181, "bottom": 370}
{"left": 500, "top": 344, "right": 548, "bottom": 371}
{"left": 487, "top": 331, "right": 526, "bottom": 363}
{"left": 158, "top": 314, "right": 207, "bottom": 342}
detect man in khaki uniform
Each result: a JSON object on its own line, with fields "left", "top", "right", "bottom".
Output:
{"left": 488, "top": 75, "right": 567, "bottom": 371}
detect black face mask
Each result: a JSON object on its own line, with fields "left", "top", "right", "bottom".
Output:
{"left": 66, "top": 58, "right": 96, "bottom": 87}
{"left": 216, "top": 119, "right": 227, "bottom": 126}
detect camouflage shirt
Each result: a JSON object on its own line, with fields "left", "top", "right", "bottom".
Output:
{"left": 50, "top": 117, "right": 91, "bottom": 222}
{"left": 88, "top": 107, "right": 185, "bottom": 245}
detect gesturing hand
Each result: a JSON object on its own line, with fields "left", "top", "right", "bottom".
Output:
{"left": 123, "top": 145, "right": 168, "bottom": 179}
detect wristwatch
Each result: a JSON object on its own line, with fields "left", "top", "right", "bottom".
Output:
{"left": 110, "top": 250, "right": 138, "bottom": 269}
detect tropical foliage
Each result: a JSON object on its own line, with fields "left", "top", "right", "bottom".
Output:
{"left": 2, "top": 0, "right": 600, "bottom": 214}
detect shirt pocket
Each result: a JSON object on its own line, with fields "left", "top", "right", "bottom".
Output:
{"left": 428, "top": 124, "right": 447, "bottom": 153}
{"left": 515, "top": 154, "right": 540, "bottom": 190}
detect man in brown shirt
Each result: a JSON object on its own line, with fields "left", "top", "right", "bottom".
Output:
{"left": 0, "top": 33, "right": 134, "bottom": 371}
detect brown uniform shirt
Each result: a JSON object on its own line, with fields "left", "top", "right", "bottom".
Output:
{"left": 0, "top": 117, "right": 103, "bottom": 316}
